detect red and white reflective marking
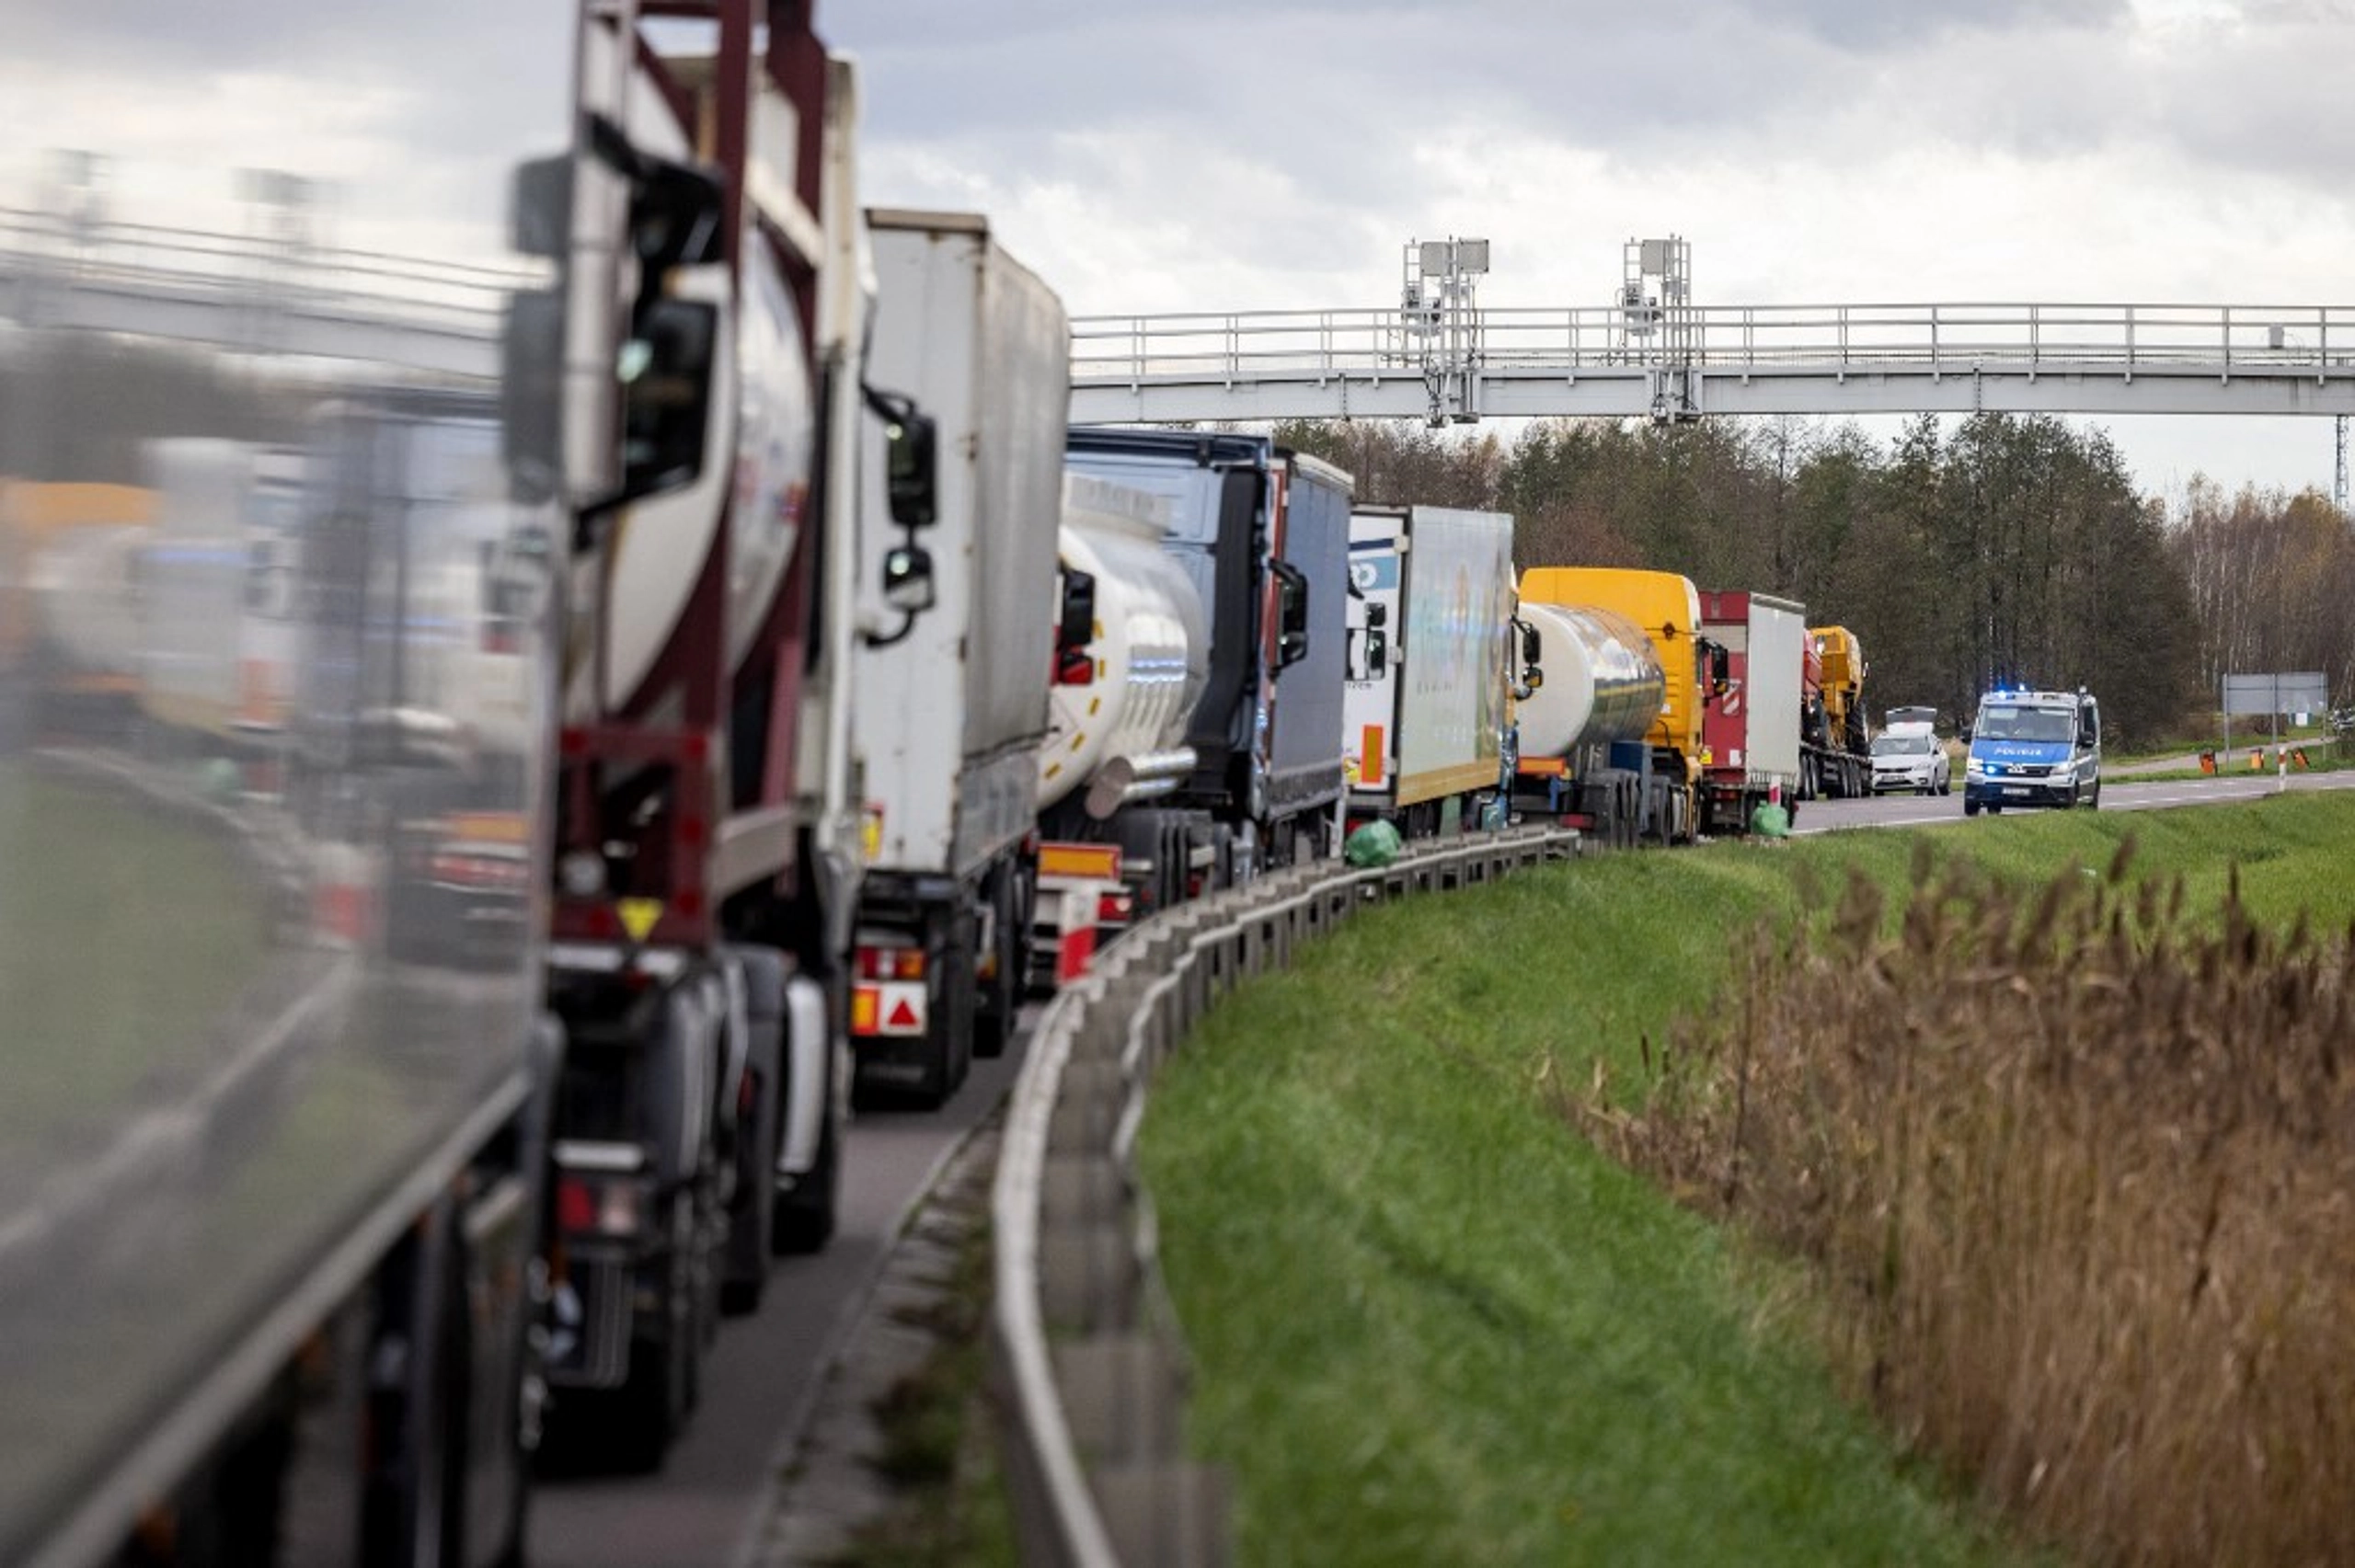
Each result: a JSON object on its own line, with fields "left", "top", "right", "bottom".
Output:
{"left": 852, "top": 981, "right": 927, "bottom": 1037}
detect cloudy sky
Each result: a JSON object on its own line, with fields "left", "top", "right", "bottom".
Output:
{"left": 2, "top": 0, "right": 579, "bottom": 272}
{"left": 827, "top": 0, "right": 2355, "bottom": 503}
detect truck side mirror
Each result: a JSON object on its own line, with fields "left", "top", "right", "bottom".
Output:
{"left": 1272, "top": 559, "right": 1310, "bottom": 669}
{"left": 1709, "top": 644, "right": 1730, "bottom": 693}
{"left": 570, "top": 118, "right": 730, "bottom": 538}
{"left": 1363, "top": 628, "right": 1388, "bottom": 676}
{"left": 1515, "top": 617, "right": 1544, "bottom": 694}
{"left": 880, "top": 544, "right": 936, "bottom": 613}
{"left": 617, "top": 296, "right": 719, "bottom": 502}
{"left": 1058, "top": 567, "right": 1097, "bottom": 650}
{"left": 884, "top": 410, "right": 938, "bottom": 529}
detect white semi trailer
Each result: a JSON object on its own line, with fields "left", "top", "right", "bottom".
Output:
{"left": 846, "top": 209, "right": 1071, "bottom": 1106}
{"left": 1341, "top": 504, "right": 1523, "bottom": 836}
{"left": 1697, "top": 589, "right": 1809, "bottom": 833}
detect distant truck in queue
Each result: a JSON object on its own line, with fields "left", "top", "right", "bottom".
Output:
{"left": 1050, "top": 429, "right": 1352, "bottom": 922}
{"left": 1800, "top": 624, "right": 1871, "bottom": 799}
{"left": 1342, "top": 505, "right": 1527, "bottom": 837}
{"left": 1963, "top": 688, "right": 2103, "bottom": 815}
{"left": 1697, "top": 589, "right": 1807, "bottom": 834}
{"left": 1512, "top": 566, "right": 1718, "bottom": 846}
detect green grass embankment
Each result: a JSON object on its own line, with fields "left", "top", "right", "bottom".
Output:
{"left": 1139, "top": 793, "right": 2355, "bottom": 1567}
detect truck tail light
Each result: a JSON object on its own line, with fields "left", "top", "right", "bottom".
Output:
{"left": 557, "top": 1176, "right": 594, "bottom": 1233}
{"left": 856, "top": 944, "right": 925, "bottom": 981}
{"left": 555, "top": 1173, "right": 642, "bottom": 1239}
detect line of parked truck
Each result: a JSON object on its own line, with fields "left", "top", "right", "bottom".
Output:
{"left": 1, "top": 3, "right": 2040, "bottom": 1562}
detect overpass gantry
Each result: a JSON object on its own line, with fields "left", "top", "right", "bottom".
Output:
{"left": 1067, "top": 236, "right": 2355, "bottom": 461}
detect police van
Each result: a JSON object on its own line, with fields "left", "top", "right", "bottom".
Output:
{"left": 1962, "top": 688, "right": 2101, "bottom": 816}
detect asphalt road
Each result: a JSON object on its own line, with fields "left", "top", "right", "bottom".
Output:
{"left": 529, "top": 1027, "right": 1033, "bottom": 1568}
{"left": 1790, "top": 763, "right": 2355, "bottom": 835}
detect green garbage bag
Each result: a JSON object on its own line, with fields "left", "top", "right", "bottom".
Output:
{"left": 1344, "top": 818, "right": 1404, "bottom": 868}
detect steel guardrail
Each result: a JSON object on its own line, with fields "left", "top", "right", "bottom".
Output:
{"left": 990, "top": 825, "right": 1582, "bottom": 1567}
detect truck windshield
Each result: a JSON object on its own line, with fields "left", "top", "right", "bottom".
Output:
{"left": 1976, "top": 706, "right": 2074, "bottom": 743}
{"left": 1872, "top": 734, "right": 1934, "bottom": 756}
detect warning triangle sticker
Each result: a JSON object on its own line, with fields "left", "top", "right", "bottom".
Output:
{"left": 616, "top": 898, "right": 663, "bottom": 943}
{"left": 886, "top": 998, "right": 919, "bottom": 1030}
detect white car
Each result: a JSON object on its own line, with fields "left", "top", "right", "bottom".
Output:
{"left": 1870, "top": 726, "right": 1951, "bottom": 795}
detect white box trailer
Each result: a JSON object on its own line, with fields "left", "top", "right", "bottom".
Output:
{"left": 1343, "top": 505, "right": 1518, "bottom": 829}
{"left": 848, "top": 209, "right": 1071, "bottom": 1104}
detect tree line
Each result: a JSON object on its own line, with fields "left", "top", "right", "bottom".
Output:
{"left": 1275, "top": 413, "right": 2355, "bottom": 750}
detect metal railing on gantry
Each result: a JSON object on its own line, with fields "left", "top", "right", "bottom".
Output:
{"left": 1069, "top": 301, "right": 2355, "bottom": 427}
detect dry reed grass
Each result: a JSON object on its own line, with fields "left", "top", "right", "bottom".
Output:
{"left": 1580, "top": 838, "right": 2355, "bottom": 1567}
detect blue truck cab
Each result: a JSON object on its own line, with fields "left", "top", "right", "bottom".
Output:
{"left": 1962, "top": 687, "right": 2102, "bottom": 815}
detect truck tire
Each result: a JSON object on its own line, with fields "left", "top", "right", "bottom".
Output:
{"left": 933, "top": 933, "right": 976, "bottom": 1106}
{"left": 721, "top": 1055, "right": 777, "bottom": 1316}
{"left": 603, "top": 1193, "right": 696, "bottom": 1475}
{"left": 360, "top": 1200, "right": 467, "bottom": 1568}
{"left": 485, "top": 1254, "right": 539, "bottom": 1568}
{"left": 974, "top": 865, "right": 1023, "bottom": 1059}
{"left": 431, "top": 1186, "right": 538, "bottom": 1568}
{"left": 719, "top": 947, "right": 784, "bottom": 1313}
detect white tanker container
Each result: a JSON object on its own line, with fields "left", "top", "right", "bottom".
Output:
{"left": 569, "top": 63, "right": 816, "bottom": 722}
{"left": 1038, "top": 474, "right": 1208, "bottom": 818}
{"left": 1515, "top": 601, "right": 1665, "bottom": 759}
{"left": 1029, "top": 472, "right": 1209, "bottom": 990}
